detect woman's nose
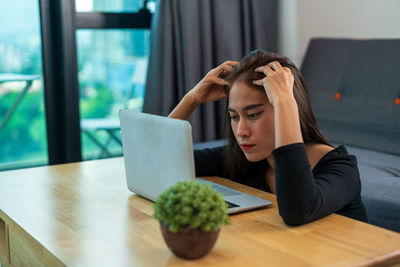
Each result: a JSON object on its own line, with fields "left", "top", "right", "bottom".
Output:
{"left": 236, "top": 119, "right": 250, "bottom": 137}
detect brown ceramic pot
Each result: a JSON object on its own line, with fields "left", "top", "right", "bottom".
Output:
{"left": 160, "top": 222, "right": 221, "bottom": 259}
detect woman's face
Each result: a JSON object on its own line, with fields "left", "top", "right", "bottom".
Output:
{"left": 228, "top": 81, "right": 275, "bottom": 162}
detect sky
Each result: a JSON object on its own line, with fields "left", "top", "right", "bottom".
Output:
{"left": 0, "top": 0, "right": 41, "bottom": 38}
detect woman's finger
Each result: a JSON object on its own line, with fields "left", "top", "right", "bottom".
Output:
{"left": 217, "top": 65, "right": 235, "bottom": 76}
{"left": 255, "top": 65, "right": 274, "bottom": 76}
{"left": 252, "top": 78, "right": 265, "bottom": 86}
{"left": 214, "top": 61, "right": 239, "bottom": 73}
{"left": 283, "top": 66, "right": 292, "bottom": 74}
{"left": 268, "top": 61, "right": 284, "bottom": 72}
{"left": 222, "top": 60, "right": 240, "bottom": 67}
{"left": 217, "top": 62, "right": 238, "bottom": 75}
{"left": 211, "top": 76, "right": 230, "bottom": 85}
{"left": 216, "top": 62, "right": 238, "bottom": 78}
{"left": 219, "top": 64, "right": 236, "bottom": 72}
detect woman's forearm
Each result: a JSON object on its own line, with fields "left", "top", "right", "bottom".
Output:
{"left": 274, "top": 97, "right": 303, "bottom": 148}
{"left": 168, "top": 93, "right": 200, "bottom": 120}
{"left": 169, "top": 61, "right": 237, "bottom": 120}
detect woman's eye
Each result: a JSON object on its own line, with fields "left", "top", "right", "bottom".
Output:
{"left": 229, "top": 115, "right": 238, "bottom": 121}
{"left": 248, "top": 112, "right": 261, "bottom": 119}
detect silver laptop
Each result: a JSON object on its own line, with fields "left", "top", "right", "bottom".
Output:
{"left": 119, "top": 110, "right": 272, "bottom": 214}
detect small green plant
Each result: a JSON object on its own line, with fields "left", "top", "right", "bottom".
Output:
{"left": 153, "top": 181, "right": 230, "bottom": 233}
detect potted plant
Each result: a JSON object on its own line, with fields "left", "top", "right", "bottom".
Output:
{"left": 153, "top": 180, "right": 230, "bottom": 259}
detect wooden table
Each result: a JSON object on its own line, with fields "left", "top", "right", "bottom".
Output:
{"left": 0, "top": 158, "right": 399, "bottom": 266}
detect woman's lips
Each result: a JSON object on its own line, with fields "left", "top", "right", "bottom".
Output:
{"left": 240, "top": 144, "right": 255, "bottom": 151}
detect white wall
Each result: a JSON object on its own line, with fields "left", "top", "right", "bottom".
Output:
{"left": 278, "top": 0, "right": 298, "bottom": 64}
{"left": 278, "top": 0, "right": 400, "bottom": 66}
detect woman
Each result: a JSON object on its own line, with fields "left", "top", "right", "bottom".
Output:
{"left": 169, "top": 50, "right": 367, "bottom": 225}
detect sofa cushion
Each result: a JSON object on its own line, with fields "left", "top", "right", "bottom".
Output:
{"left": 301, "top": 38, "right": 400, "bottom": 156}
{"left": 193, "top": 139, "right": 227, "bottom": 150}
{"left": 342, "top": 145, "right": 400, "bottom": 232}
{"left": 345, "top": 145, "right": 400, "bottom": 178}
{"left": 361, "top": 175, "right": 400, "bottom": 233}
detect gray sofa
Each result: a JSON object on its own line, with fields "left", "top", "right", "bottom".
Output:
{"left": 195, "top": 38, "right": 400, "bottom": 232}
{"left": 301, "top": 38, "right": 400, "bottom": 233}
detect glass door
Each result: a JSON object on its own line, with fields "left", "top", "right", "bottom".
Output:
{"left": 75, "top": 0, "right": 154, "bottom": 160}
{"left": 0, "top": 0, "right": 47, "bottom": 170}
{"left": 77, "top": 29, "right": 150, "bottom": 159}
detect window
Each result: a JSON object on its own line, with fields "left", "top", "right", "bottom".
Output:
{"left": 74, "top": 0, "right": 154, "bottom": 160}
{"left": 0, "top": 0, "right": 154, "bottom": 170}
{"left": 77, "top": 29, "right": 150, "bottom": 159}
{"left": 0, "top": 0, "right": 47, "bottom": 170}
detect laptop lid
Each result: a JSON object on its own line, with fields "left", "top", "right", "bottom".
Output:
{"left": 119, "top": 110, "right": 195, "bottom": 201}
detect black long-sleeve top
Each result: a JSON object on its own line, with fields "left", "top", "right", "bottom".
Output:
{"left": 194, "top": 143, "right": 367, "bottom": 225}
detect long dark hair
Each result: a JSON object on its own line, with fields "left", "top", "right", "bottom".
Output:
{"left": 222, "top": 49, "right": 331, "bottom": 180}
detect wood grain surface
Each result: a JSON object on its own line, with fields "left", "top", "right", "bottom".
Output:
{"left": 0, "top": 157, "right": 399, "bottom": 266}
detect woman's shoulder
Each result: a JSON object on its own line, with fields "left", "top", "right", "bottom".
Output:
{"left": 306, "top": 144, "right": 335, "bottom": 170}
{"left": 309, "top": 144, "right": 358, "bottom": 173}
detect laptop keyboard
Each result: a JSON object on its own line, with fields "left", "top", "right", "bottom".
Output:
{"left": 225, "top": 200, "right": 240, "bottom": 208}
{"left": 211, "top": 184, "right": 241, "bottom": 197}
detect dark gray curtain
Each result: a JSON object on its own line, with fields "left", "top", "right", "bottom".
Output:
{"left": 143, "top": 0, "right": 277, "bottom": 143}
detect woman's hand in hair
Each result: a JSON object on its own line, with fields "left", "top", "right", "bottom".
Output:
{"left": 169, "top": 60, "right": 238, "bottom": 120}
{"left": 253, "top": 61, "right": 302, "bottom": 147}
{"left": 253, "top": 61, "right": 295, "bottom": 107}
{"left": 188, "top": 60, "right": 239, "bottom": 105}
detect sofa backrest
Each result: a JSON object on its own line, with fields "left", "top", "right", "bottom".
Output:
{"left": 300, "top": 38, "right": 400, "bottom": 155}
